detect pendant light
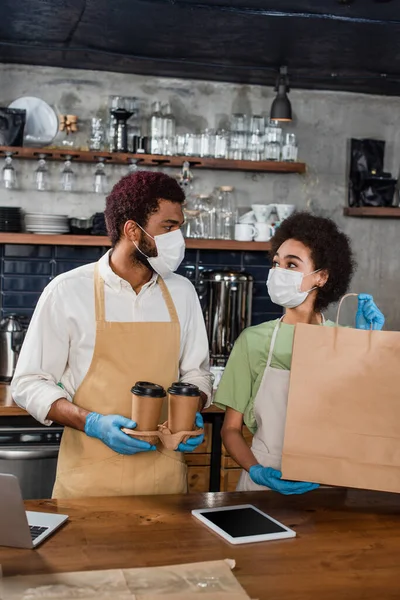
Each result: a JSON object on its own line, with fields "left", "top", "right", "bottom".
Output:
{"left": 270, "top": 66, "right": 292, "bottom": 122}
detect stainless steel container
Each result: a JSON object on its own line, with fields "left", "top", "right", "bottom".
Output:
{"left": 200, "top": 271, "right": 253, "bottom": 365}
{"left": 0, "top": 315, "right": 25, "bottom": 382}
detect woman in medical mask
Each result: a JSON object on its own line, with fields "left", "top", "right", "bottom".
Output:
{"left": 214, "top": 212, "right": 385, "bottom": 494}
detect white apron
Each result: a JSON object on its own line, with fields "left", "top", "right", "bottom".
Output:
{"left": 237, "top": 316, "right": 325, "bottom": 491}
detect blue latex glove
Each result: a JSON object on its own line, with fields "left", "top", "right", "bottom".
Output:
{"left": 85, "top": 412, "right": 156, "bottom": 455}
{"left": 356, "top": 294, "right": 385, "bottom": 331}
{"left": 249, "top": 465, "right": 319, "bottom": 495}
{"left": 176, "top": 412, "right": 205, "bottom": 452}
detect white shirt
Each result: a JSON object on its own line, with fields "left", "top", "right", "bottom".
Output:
{"left": 11, "top": 251, "right": 212, "bottom": 425}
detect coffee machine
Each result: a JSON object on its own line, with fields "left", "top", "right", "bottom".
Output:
{"left": 199, "top": 270, "right": 253, "bottom": 369}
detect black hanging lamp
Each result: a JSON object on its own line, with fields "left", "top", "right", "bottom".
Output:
{"left": 270, "top": 66, "right": 292, "bottom": 122}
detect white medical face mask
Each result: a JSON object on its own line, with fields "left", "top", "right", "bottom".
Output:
{"left": 267, "top": 267, "right": 320, "bottom": 309}
{"left": 133, "top": 225, "right": 185, "bottom": 278}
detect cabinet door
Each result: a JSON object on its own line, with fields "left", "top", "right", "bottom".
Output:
{"left": 187, "top": 466, "right": 210, "bottom": 493}
{"left": 220, "top": 468, "right": 242, "bottom": 492}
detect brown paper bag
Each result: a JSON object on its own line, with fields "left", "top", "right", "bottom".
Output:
{"left": 282, "top": 297, "right": 400, "bottom": 493}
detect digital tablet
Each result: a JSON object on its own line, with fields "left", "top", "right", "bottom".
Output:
{"left": 192, "top": 504, "right": 296, "bottom": 545}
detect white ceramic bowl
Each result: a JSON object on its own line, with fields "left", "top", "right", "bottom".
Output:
{"left": 275, "top": 204, "right": 295, "bottom": 221}
{"left": 251, "top": 204, "right": 274, "bottom": 223}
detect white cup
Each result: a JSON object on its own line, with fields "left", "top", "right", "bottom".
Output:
{"left": 235, "top": 223, "right": 256, "bottom": 241}
{"left": 252, "top": 203, "right": 274, "bottom": 223}
{"left": 253, "top": 222, "right": 274, "bottom": 242}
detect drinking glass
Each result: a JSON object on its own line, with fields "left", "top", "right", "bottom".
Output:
{"left": 93, "top": 159, "right": 108, "bottom": 194}
{"left": 282, "top": 133, "right": 298, "bottom": 162}
{"left": 60, "top": 156, "right": 74, "bottom": 192}
{"left": 127, "top": 158, "right": 140, "bottom": 174}
{"left": 199, "top": 129, "right": 215, "bottom": 158}
{"left": 229, "top": 132, "right": 247, "bottom": 160}
{"left": 34, "top": 154, "right": 49, "bottom": 191}
{"left": 185, "top": 133, "right": 201, "bottom": 157}
{"left": 89, "top": 118, "right": 105, "bottom": 151}
{"left": 249, "top": 116, "right": 265, "bottom": 135}
{"left": 175, "top": 134, "right": 187, "bottom": 156}
{"left": 231, "top": 114, "right": 247, "bottom": 132}
{"left": 214, "top": 130, "right": 229, "bottom": 159}
{"left": 2, "top": 153, "right": 17, "bottom": 189}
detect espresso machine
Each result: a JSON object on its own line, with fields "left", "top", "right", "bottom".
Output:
{"left": 198, "top": 270, "right": 253, "bottom": 387}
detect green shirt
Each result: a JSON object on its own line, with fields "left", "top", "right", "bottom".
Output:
{"left": 214, "top": 318, "right": 335, "bottom": 433}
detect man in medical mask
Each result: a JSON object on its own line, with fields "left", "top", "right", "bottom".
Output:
{"left": 12, "top": 171, "right": 212, "bottom": 498}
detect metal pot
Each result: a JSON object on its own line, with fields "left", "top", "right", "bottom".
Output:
{"left": 0, "top": 315, "right": 25, "bottom": 382}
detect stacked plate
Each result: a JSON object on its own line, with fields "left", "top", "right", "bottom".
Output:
{"left": 0, "top": 207, "right": 22, "bottom": 232}
{"left": 25, "top": 213, "right": 69, "bottom": 235}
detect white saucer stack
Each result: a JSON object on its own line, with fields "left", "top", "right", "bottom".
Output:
{"left": 25, "top": 213, "right": 69, "bottom": 235}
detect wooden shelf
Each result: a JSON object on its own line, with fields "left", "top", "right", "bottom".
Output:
{"left": 0, "top": 146, "right": 306, "bottom": 174}
{"left": 0, "top": 233, "right": 271, "bottom": 251}
{"left": 344, "top": 207, "right": 400, "bottom": 218}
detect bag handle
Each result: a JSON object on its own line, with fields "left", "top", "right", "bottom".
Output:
{"left": 336, "top": 293, "right": 359, "bottom": 327}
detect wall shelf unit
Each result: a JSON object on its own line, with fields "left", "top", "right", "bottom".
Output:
{"left": 0, "top": 146, "right": 306, "bottom": 174}
{"left": 344, "top": 207, "right": 400, "bottom": 218}
{"left": 0, "top": 233, "right": 271, "bottom": 252}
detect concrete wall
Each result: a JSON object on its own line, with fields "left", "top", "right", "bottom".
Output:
{"left": 1, "top": 63, "right": 400, "bottom": 327}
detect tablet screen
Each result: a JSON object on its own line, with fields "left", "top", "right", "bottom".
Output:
{"left": 198, "top": 507, "right": 287, "bottom": 538}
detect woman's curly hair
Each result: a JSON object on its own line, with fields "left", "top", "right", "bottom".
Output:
{"left": 270, "top": 212, "right": 356, "bottom": 311}
{"left": 105, "top": 171, "right": 185, "bottom": 246}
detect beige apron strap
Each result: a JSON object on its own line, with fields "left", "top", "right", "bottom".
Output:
{"left": 94, "top": 263, "right": 106, "bottom": 323}
{"left": 266, "top": 317, "right": 283, "bottom": 369}
{"left": 157, "top": 277, "right": 179, "bottom": 324}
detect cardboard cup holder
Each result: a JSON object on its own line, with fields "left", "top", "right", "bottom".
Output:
{"left": 122, "top": 423, "right": 204, "bottom": 450}
{"left": 125, "top": 381, "right": 203, "bottom": 450}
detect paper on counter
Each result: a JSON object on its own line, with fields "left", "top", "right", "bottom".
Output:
{"left": 0, "top": 559, "right": 251, "bottom": 600}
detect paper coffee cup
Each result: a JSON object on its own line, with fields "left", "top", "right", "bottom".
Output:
{"left": 131, "top": 381, "right": 166, "bottom": 433}
{"left": 167, "top": 382, "right": 200, "bottom": 433}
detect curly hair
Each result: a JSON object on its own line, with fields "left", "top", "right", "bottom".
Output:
{"left": 105, "top": 171, "right": 185, "bottom": 246}
{"left": 270, "top": 212, "right": 356, "bottom": 311}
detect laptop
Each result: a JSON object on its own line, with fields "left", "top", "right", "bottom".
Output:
{"left": 0, "top": 473, "right": 68, "bottom": 548}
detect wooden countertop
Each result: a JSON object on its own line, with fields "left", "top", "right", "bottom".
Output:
{"left": 0, "top": 384, "right": 27, "bottom": 416}
{"left": 1, "top": 489, "right": 399, "bottom": 598}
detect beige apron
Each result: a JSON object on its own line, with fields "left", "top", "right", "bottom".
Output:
{"left": 52, "top": 264, "right": 187, "bottom": 499}
{"left": 237, "top": 316, "right": 325, "bottom": 491}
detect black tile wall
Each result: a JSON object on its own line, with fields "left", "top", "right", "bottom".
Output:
{"left": 0, "top": 245, "right": 282, "bottom": 327}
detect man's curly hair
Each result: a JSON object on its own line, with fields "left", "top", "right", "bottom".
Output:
{"left": 105, "top": 171, "right": 185, "bottom": 246}
{"left": 270, "top": 212, "right": 356, "bottom": 311}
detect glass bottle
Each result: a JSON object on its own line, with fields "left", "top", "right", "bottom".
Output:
{"left": 60, "top": 157, "right": 74, "bottom": 192}
{"left": 34, "top": 154, "right": 48, "bottom": 191}
{"left": 2, "top": 153, "right": 17, "bottom": 189}
{"left": 149, "top": 101, "right": 163, "bottom": 155}
{"left": 161, "top": 103, "right": 176, "bottom": 156}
